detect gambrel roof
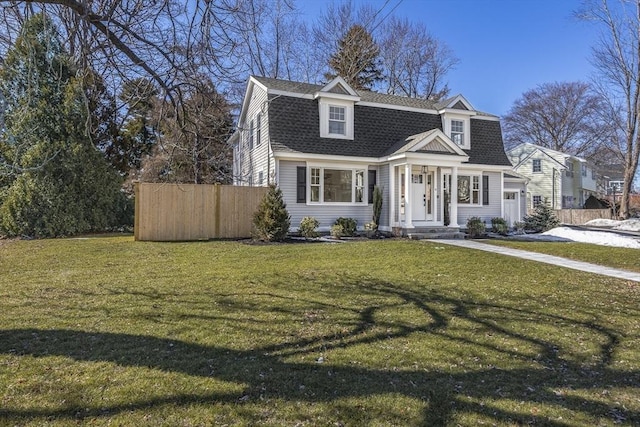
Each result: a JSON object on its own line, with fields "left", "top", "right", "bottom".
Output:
{"left": 251, "top": 76, "right": 512, "bottom": 166}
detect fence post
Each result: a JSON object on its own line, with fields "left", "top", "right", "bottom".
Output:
{"left": 214, "top": 184, "right": 221, "bottom": 239}
{"left": 134, "top": 181, "right": 140, "bottom": 241}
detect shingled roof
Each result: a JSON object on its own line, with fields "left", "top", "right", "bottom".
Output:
{"left": 256, "top": 76, "right": 512, "bottom": 166}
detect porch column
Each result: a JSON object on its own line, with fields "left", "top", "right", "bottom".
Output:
{"left": 450, "top": 166, "right": 459, "bottom": 228}
{"left": 389, "top": 165, "right": 396, "bottom": 228}
{"left": 404, "top": 163, "right": 413, "bottom": 228}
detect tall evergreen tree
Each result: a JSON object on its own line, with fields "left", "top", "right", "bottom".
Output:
{"left": 0, "top": 14, "right": 127, "bottom": 237}
{"left": 325, "top": 24, "right": 382, "bottom": 90}
{"left": 109, "top": 78, "right": 158, "bottom": 176}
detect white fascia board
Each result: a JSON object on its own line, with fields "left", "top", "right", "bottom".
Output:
{"left": 228, "top": 130, "right": 240, "bottom": 144}
{"left": 472, "top": 114, "right": 500, "bottom": 122}
{"left": 268, "top": 89, "right": 315, "bottom": 99}
{"left": 356, "top": 101, "right": 438, "bottom": 114}
{"left": 314, "top": 92, "right": 360, "bottom": 102}
{"left": 238, "top": 79, "right": 255, "bottom": 125}
{"left": 273, "top": 151, "right": 380, "bottom": 164}
{"left": 443, "top": 94, "right": 475, "bottom": 110}
{"left": 438, "top": 108, "right": 477, "bottom": 117}
{"left": 386, "top": 152, "right": 470, "bottom": 165}
{"left": 251, "top": 76, "right": 268, "bottom": 92}
{"left": 322, "top": 76, "right": 360, "bottom": 96}
{"left": 357, "top": 101, "right": 501, "bottom": 121}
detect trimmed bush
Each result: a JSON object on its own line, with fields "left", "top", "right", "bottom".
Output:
{"left": 513, "top": 221, "right": 526, "bottom": 234}
{"left": 524, "top": 199, "right": 560, "bottom": 232}
{"left": 299, "top": 216, "right": 320, "bottom": 238}
{"left": 466, "top": 216, "right": 486, "bottom": 238}
{"left": 252, "top": 185, "right": 290, "bottom": 242}
{"left": 491, "top": 217, "right": 509, "bottom": 235}
{"left": 333, "top": 217, "right": 357, "bottom": 237}
{"left": 330, "top": 224, "right": 345, "bottom": 239}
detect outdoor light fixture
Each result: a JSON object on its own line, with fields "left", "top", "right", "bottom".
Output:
{"left": 421, "top": 165, "right": 429, "bottom": 174}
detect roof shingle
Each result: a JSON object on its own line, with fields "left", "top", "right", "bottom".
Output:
{"left": 268, "top": 95, "right": 512, "bottom": 166}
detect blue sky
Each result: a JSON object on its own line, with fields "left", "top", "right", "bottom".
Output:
{"left": 299, "top": 0, "right": 598, "bottom": 117}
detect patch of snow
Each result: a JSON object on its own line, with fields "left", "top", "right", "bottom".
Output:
{"left": 613, "top": 219, "right": 640, "bottom": 232}
{"left": 585, "top": 219, "right": 622, "bottom": 227}
{"left": 542, "top": 227, "right": 640, "bottom": 249}
{"left": 584, "top": 218, "right": 640, "bottom": 232}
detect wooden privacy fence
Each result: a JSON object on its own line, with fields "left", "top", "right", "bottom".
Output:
{"left": 554, "top": 209, "right": 612, "bottom": 225}
{"left": 134, "top": 183, "right": 268, "bottom": 241}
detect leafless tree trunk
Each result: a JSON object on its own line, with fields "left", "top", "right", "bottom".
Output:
{"left": 583, "top": 0, "right": 640, "bottom": 218}
{"left": 502, "top": 81, "right": 614, "bottom": 160}
{"left": 379, "top": 16, "right": 458, "bottom": 100}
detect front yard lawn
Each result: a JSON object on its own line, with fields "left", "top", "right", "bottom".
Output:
{"left": 1, "top": 236, "right": 639, "bottom": 426}
{"left": 486, "top": 239, "right": 640, "bottom": 273}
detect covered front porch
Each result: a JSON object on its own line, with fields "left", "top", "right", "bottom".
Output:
{"left": 388, "top": 163, "right": 464, "bottom": 232}
{"left": 384, "top": 128, "right": 471, "bottom": 233}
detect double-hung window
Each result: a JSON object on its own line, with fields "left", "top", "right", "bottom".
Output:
{"left": 451, "top": 120, "right": 464, "bottom": 146}
{"left": 458, "top": 175, "right": 480, "bottom": 205}
{"left": 532, "top": 159, "right": 541, "bottom": 173}
{"left": 248, "top": 119, "right": 254, "bottom": 150}
{"left": 309, "top": 167, "right": 366, "bottom": 203}
{"left": 328, "top": 106, "right": 346, "bottom": 136}
{"left": 310, "top": 168, "right": 321, "bottom": 202}
{"left": 256, "top": 113, "right": 262, "bottom": 146}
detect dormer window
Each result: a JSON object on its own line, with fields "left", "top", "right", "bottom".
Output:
{"left": 329, "top": 105, "right": 346, "bottom": 135}
{"left": 451, "top": 120, "right": 464, "bottom": 145}
{"left": 318, "top": 99, "right": 354, "bottom": 139}
{"left": 315, "top": 76, "right": 359, "bottom": 140}
{"left": 438, "top": 95, "right": 476, "bottom": 150}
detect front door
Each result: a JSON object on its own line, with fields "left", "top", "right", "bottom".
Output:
{"left": 411, "top": 172, "right": 434, "bottom": 222}
{"left": 504, "top": 191, "right": 519, "bottom": 226}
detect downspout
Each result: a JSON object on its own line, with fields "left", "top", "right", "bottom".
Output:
{"left": 552, "top": 168, "right": 556, "bottom": 209}
{"left": 267, "top": 137, "right": 271, "bottom": 186}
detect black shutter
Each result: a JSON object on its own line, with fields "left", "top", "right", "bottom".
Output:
{"left": 482, "top": 175, "right": 489, "bottom": 205}
{"left": 297, "top": 166, "right": 306, "bottom": 203}
{"left": 368, "top": 170, "right": 377, "bottom": 204}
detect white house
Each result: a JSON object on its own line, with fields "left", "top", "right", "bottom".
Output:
{"left": 230, "top": 76, "right": 527, "bottom": 233}
{"left": 506, "top": 143, "right": 599, "bottom": 210}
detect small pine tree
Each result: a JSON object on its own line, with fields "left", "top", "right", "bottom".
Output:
{"left": 325, "top": 24, "right": 382, "bottom": 90}
{"left": 372, "top": 185, "right": 383, "bottom": 228}
{"left": 523, "top": 199, "right": 560, "bottom": 232}
{"left": 252, "top": 185, "right": 290, "bottom": 242}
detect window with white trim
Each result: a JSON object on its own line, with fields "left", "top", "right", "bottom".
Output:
{"left": 258, "top": 170, "right": 264, "bottom": 185}
{"left": 329, "top": 105, "right": 346, "bottom": 135}
{"left": 451, "top": 120, "right": 464, "bottom": 146}
{"left": 565, "top": 160, "right": 574, "bottom": 177}
{"left": 308, "top": 167, "right": 366, "bottom": 204}
{"left": 458, "top": 175, "right": 480, "bottom": 205}
{"left": 248, "top": 119, "right": 254, "bottom": 150}
{"left": 310, "top": 167, "right": 321, "bottom": 202}
{"left": 533, "top": 195, "right": 542, "bottom": 207}
{"left": 355, "top": 170, "right": 364, "bottom": 203}
{"left": 532, "top": 159, "right": 541, "bottom": 173}
{"left": 582, "top": 164, "right": 587, "bottom": 177}
{"left": 256, "top": 113, "right": 262, "bottom": 146}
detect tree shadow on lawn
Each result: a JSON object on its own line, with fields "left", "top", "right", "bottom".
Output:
{"left": 1, "top": 280, "right": 638, "bottom": 425}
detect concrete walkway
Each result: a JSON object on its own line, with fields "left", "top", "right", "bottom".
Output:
{"left": 427, "top": 239, "right": 640, "bottom": 283}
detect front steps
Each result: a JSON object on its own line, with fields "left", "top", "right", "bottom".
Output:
{"left": 394, "top": 227, "right": 466, "bottom": 240}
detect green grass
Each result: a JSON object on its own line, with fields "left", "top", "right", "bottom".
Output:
{"left": 1, "top": 236, "right": 639, "bottom": 426}
{"left": 485, "top": 239, "right": 640, "bottom": 273}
